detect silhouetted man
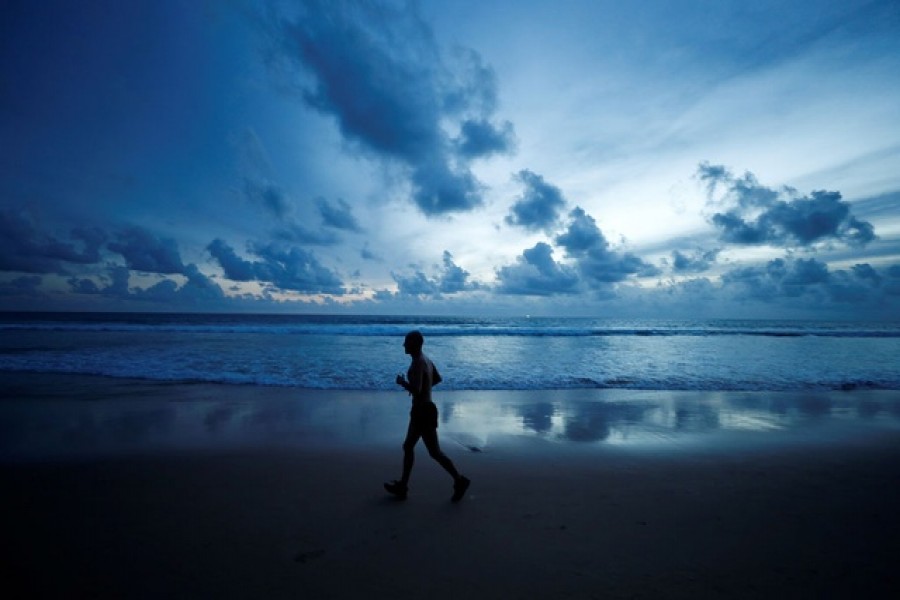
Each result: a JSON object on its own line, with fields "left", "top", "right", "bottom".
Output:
{"left": 384, "top": 330, "right": 470, "bottom": 502}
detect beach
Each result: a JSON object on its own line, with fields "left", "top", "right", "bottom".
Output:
{"left": 2, "top": 373, "right": 899, "bottom": 598}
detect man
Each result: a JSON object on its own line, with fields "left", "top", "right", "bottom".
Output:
{"left": 384, "top": 330, "right": 470, "bottom": 502}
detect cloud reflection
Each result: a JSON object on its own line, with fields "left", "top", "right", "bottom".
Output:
{"left": 2, "top": 387, "right": 899, "bottom": 461}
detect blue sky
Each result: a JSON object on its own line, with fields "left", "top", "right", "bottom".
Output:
{"left": 2, "top": 0, "right": 899, "bottom": 318}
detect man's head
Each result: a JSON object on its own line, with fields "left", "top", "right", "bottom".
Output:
{"left": 403, "top": 330, "right": 424, "bottom": 355}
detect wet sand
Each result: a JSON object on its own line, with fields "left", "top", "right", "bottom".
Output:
{"left": 2, "top": 374, "right": 899, "bottom": 598}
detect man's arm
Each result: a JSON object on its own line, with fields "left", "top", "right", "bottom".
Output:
{"left": 397, "top": 358, "right": 426, "bottom": 399}
{"left": 395, "top": 373, "right": 412, "bottom": 393}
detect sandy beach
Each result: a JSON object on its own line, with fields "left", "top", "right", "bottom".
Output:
{"left": 2, "top": 373, "right": 899, "bottom": 598}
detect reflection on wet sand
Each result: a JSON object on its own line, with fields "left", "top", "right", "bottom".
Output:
{"left": 437, "top": 389, "right": 900, "bottom": 449}
{"left": 1, "top": 376, "right": 899, "bottom": 461}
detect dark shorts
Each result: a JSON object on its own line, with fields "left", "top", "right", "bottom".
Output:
{"left": 410, "top": 401, "right": 438, "bottom": 430}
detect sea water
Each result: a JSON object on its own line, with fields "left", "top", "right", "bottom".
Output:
{"left": 2, "top": 312, "right": 899, "bottom": 392}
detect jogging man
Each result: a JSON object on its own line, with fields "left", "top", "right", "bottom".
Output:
{"left": 384, "top": 330, "right": 470, "bottom": 502}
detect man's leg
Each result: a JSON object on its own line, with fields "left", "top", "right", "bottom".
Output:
{"left": 421, "top": 429, "right": 460, "bottom": 480}
{"left": 422, "top": 429, "right": 471, "bottom": 502}
{"left": 400, "top": 420, "right": 421, "bottom": 486}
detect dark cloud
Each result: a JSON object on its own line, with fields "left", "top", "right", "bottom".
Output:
{"left": 0, "top": 210, "right": 106, "bottom": 274}
{"left": 68, "top": 264, "right": 226, "bottom": 306}
{"left": 108, "top": 227, "right": 186, "bottom": 275}
{"left": 67, "top": 277, "right": 102, "bottom": 295}
{"left": 496, "top": 242, "right": 580, "bottom": 296}
{"left": 556, "top": 207, "right": 659, "bottom": 284}
{"left": 243, "top": 180, "right": 348, "bottom": 244}
{"left": 555, "top": 207, "right": 604, "bottom": 253}
{"left": 391, "top": 251, "right": 478, "bottom": 297}
{"left": 140, "top": 264, "right": 225, "bottom": 305}
{"left": 393, "top": 271, "right": 440, "bottom": 297}
{"left": 104, "top": 266, "right": 132, "bottom": 298}
{"left": 455, "top": 119, "right": 516, "bottom": 159}
{"left": 505, "top": 170, "right": 567, "bottom": 233}
{"left": 316, "top": 197, "right": 363, "bottom": 232}
{"left": 671, "top": 248, "right": 720, "bottom": 273}
{"left": 438, "top": 251, "right": 475, "bottom": 294}
{"left": 360, "top": 243, "right": 381, "bottom": 262}
{"left": 207, "top": 239, "right": 256, "bottom": 282}
{"left": 207, "top": 239, "right": 344, "bottom": 295}
{"left": 0, "top": 275, "right": 42, "bottom": 297}
{"left": 273, "top": 222, "right": 340, "bottom": 246}
{"left": 720, "top": 257, "right": 898, "bottom": 305}
{"left": 243, "top": 178, "right": 291, "bottom": 219}
{"left": 271, "top": 0, "right": 513, "bottom": 215}
{"left": 700, "top": 163, "right": 876, "bottom": 248}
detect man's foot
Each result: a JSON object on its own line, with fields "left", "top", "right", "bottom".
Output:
{"left": 384, "top": 480, "right": 408, "bottom": 500}
{"left": 451, "top": 476, "right": 471, "bottom": 503}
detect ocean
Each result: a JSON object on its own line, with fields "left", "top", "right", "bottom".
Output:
{"left": 2, "top": 312, "right": 899, "bottom": 392}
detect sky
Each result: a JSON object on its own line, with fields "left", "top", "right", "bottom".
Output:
{"left": 2, "top": 0, "right": 900, "bottom": 318}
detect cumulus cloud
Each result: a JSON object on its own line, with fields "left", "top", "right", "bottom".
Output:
{"left": 273, "top": 223, "right": 340, "bottom": 246}
{"left": 556, "top": 207, "right": 659, "bottom": 285}
{"left": 391, "top": 251, "right": 478, "bottom": 297}
{"left": 393, "top": 271, "right": 440, "bottom": 296}
{"left": 270, "top": 0, "right": 514, "bottom": 215}
{"left": 0, "top": 275, "right": 42, "bottom": 296}
{"left": 207, "top": 239, "right": 344, "bottom": 294}
{"left": 108, "top": 227, "right": 186, "bottom": 275}
{"left": 505, "top": 170, "right": 567, "bottom": 233}
{"left": 360, "top": 243, "right": 382, "bottom": 262}
{"left": 670, "top": 248, "right": 720, "bottom": 273}
{"left": 143, "top": 264, "right": 226, "bottom": 305}
{"left": 720, "top": 257, "right": 898, "bottom": 304}
{"left": 242, "top": 176, "right": 351, "bottom": 244}
{"left": 68, "top": 264, "right": 226, "bottom": 307}
{"left": 699, "top": 163, "right": 876, "bottom": 248}
{"left": 0, "top": 210, "right": 106, "bottom": 274}
{"left": 243, "top": 178, "right": 292, "bottom": 219}
{"left": 207, "top": 239, "right": 256, "bottom": 282}
{"left": 496, "top": 242, "right": 580, "bottom": 296}
{"left": 437, "top": 250, "right": 475, "bottom": 294}
{"left": 455, "top": 118, "right": 516, "bottom": 159}
{"left": 316, "top": 197, "right": 363, "bottom": 232}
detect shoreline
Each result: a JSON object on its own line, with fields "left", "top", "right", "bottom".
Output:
{"left": 2, "top": 372, "right": 900, "bottom": 597}
{"left": 2, "top": 371, "right": 899, "bottom": 462}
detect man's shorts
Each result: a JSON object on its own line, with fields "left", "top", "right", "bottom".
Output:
{"left": 410, "top": 401, "right": 439, "bottom": 430}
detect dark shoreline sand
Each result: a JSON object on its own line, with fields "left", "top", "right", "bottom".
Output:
{"left": 2, "top": 373, "right": 899, "bottom": 598}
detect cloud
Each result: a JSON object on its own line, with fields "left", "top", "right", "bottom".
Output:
{"left": 207, "top": 239, "right": 344, "bottom": 294}
{"left": 207, "top": 239, "right": 256, "bottom": 282}
{"left": 316, "top": 197, "right": 363, "bottom": 232}
{"left": 455, "top": 119, "right": 516, "bottom": 159}
{"left": 700, "top": 163, "right": 876, "bottom": 247}
{"left": 108, "top": 227, "right": 186, "bottom": 275}
{"left": 360, "top": 243, "right": 382, "bottom": 262}
{"left": 670, "top": 248, "right": 720, "bottom": 273}
{"left": 393, "top": 271, "right": 440, "bottom": 297}
{"left": 496, "top": 242, "right": 580, "bottom": 296}
{"left": 243, "top": 178, "right": 292, "bottom": 219}
{"left": 140, "top": 264, "right": 226, "bottom": 305}
{"left": 273, "top": 222, "right": 340, "bottom": 245}
{"left": 720, "top": 257, "right": 898, "bottom": 305}
{"left": 270, "top": 0, "right": 514, "bottom": 215}
{"left": 556, "top": 207, "right": 660, "bottom": 285}
{"left": 391, "top": 250, "right": 478, "bottom": 297}
{"left": 67, "top": 277, "right": 102, "bottom": 295}
{"left": 0, "top": 275, "right": 42, "bottom": 297}
{"left": 437, "top": 250, "right": 475, "bottom": 294}
{"left": 68, "top": 264, "right": 226, "bottom": 307}
{"left": 0, "top": 210, "right": 106, "bottom": 274}
{"left": 505, "top": 170, "right": 567, "bottom": 233}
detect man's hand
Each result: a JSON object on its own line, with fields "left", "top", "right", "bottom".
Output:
{"left": 396, "top": 374, "right": 407, "bottom": 388}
